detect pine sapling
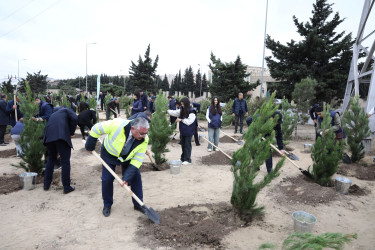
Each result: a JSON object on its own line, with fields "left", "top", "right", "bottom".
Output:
{"left": 231, "top": 92, "right": 285, "bottom": 221}
{"left": 148, "top": 90, "right": 174, "bottom": 165}
{"left": 13, "top": 82, "right": 46, "bottom": 174}
{"left": 309, "top": 103, "right": 345, "bottom": 186}
{"left": 342, "top": 96, "right": 370, "bottom": 163}
{"left": 281, "top": 97, "right": 298, "bottom": 143}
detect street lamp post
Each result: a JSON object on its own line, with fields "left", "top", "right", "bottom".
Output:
{"left": 86, "top": 42, "right": 96, "bottom": 94}
{"left": 260, "top": 0, "right": 269, "bottom": 98}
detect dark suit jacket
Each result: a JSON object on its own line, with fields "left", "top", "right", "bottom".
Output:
{"left": 43, "top": 108, "right": 78, "bottom": 148}
{"left": 0, "top": 99, "right": 9, "bottom": 126}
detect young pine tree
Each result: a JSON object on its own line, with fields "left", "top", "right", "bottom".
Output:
{"left": 281, "top": 97, "right": 298, "bottom": 143}
{"left": 148, "top": 90, "right": 174, "bottom": 165}
{"left": 342, "top": 96, "right": 370, "bottom": 163}
{"left": 310, "top": 103, "right": 345, "bottom": 186}
{"left": 231, "top": 93, "right": 285, "bottom": 221}
{"left": 14, "top": 82, "right": 46, "bottom": 174}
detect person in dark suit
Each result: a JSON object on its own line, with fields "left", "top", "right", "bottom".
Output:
{"left": 34, "top": 96, "right": 53, "bottom": 122}
{"left": 6, "top": 95, "right": 23, "bottom": 127}
{"left": 78, "top": 102, "right": 97, "bottom": 139}
{"left": 139, "top": 90, "right": 148, "bottom": 111}
{"left": 0, "top": 94, "right": 10, "bottom": 146}
{"left": 43, "top": 107, "right": 78, "bottom": 194}
{"left": 99, "top": 92, "right": 106, "bottom": 111}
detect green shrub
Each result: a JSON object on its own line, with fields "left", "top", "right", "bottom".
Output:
{"left": 197, "top": 98, "right": 211, "bottom": 120}
{"left": 281, "top": 97, "right": 298, "bottom": 143}
{"left": 222, "top": 99, "right": 234, "bottom": 126}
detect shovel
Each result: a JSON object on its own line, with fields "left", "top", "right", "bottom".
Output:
{"left": 284, "top": 151, "right": 299, "bottom": 161}
{"left": 262, "top": 138, "right": 313, "bottom": 179}
{"left": 147, "top": 154, "right": 160, "bottom": 171}
{"left": 110, "top": 108, "right": 120, "bottom": 117}
{"left": 220, "top": 130, "right": 244, "bottom": 145}
{"left": 199, "top": 134, "right": 233, "bottom": 160}
{"left": 82, "top": 140, "right": 160, "bottom": 224}
{"left": 198, "top": 125, "right": 206, "bottom": 132}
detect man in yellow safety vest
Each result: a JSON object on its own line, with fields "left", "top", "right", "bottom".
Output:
{"left": 85, "top": 117, "right": 149, "bottom": 217}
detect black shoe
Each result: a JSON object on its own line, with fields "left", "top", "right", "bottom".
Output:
{"left": 134, "top": 206, "right": 146, "bottom": 214}
{"left": 82, "top": 136, "right": 85, "bottom": 140}
{"left": 196, "top": 143, "right": 201, "bottom": 146}
{"left": 4, "top": 142, "right": 9, "bottom": 144}
{"left": 44, "top": 186, "right": 50, "bottom": 191}
{"left": 103, "top": 206, "right": 111, "bottom": 217}
{"left": 63, "top": 186, "right": 75, "bottom": 194}
{"left": 178, "top": 141, "right": 181, "bottom": 145}
{"left": 0, "top": 143, "right": 6, "bottom": 146}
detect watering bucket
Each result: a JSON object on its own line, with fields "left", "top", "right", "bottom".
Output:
{"left": 292, "top": 211, "right": 317, "bottom": 233}
{"left": 304, "top": 144, "right": 312, "bottom": 153}
{"left": 19, "top": 172, "right": 38, "bottom": 190}
{"left": 169, "top": 160, "right": 181, "bottom": 174}
{"left": 335, "top": 176, "right": 352, "bottom": 194}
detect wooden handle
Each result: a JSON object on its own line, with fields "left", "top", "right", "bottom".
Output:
{"left": 147, "top": 154, "right": 155, "bottom": 164}
{"left": 200, "top": 136, "right": 233, "bottom": 160}
{"left": 220, "top": 130, "right": 239, "bottom": 142}
{"left": 83, "top": 140, "right": 144, "bottom": 206}
{"left": 262, "top": 137, "right": 302, "bottom": 170}
{"left": 110, "top": 108, "right": 119, "bottom": 116}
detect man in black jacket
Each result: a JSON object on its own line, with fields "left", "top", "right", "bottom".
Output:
{"left": 106, "top": 98, "right": 120, "bottom": 120}
{"left": 140, "top": 90, "right": 148, "bottom": 111}
{"left": 43, "top": 107, "right": 78, "bottom": 194}
{"left": 0, "top": 94, "right": 9, "bottom": 146}
{"left": 99, "top": 92, "right": 106, "bottom": 111}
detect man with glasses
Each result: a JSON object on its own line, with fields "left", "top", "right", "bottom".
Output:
{"left": 85, "top": 117, "right": 149, "bottom": 217}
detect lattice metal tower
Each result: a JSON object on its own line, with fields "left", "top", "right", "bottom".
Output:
{"left": 342, "top": 0, "right": 375, "bottom": 137}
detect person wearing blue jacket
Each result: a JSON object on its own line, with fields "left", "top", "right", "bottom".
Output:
{"left": 206, "top": 97, "right": 222, "bottom": 152}
{"left": 147, "top": 96, "right": 156, "bottom": 113}
{"left": 34, "top": 96, "right": 53, "bottom": 122}
{"left": 43, "top": 107, "right": 78, "bottom": 194}
{"left": 167, "top": 97, "right": 196, "bottom": 165}
{"left": 130, "top": 91, "right": 143, "bottom": 116}
{"left": 11, "top": 120, "right": 25, "bottom": 157}
{"left": 232, "top": 93, "right": 248, "bottom": 134}
{"left": 168, "top": 96, "right": 177, "bottom": 125}
{"left": 128, "top": 111, "right": 152, "bottom": 123}
{"left": 6, "top": 95, "right": 23, "bottom": 127}
{"left": 139, "top": 90, "right": 148, "bottom": 111}
{"left": 192, "top": 102, "right": 201, "bottom": 146}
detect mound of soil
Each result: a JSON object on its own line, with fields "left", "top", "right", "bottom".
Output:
{"left": 0, "top": 174, "right": 21, "bottom": 194}
{"left": 140, "top": 162, "right": 169, "bottom": 172}
{"left": 219, "top": 135, "right": 237, "bottom": 143}
{"left": 337, "top": 163, "right": 375, "bottom": 181}
{"left": 274, "top": 176, "right": 338, "bottom": 206}
{"left": 0, "top": 148, "right": 16, "bottom": 158}
{"left": 136, "top": 202, "right": 243, "bottom": 249}
{"left": 201, "top": 151, "right": 232, "bottom": 166}
{"left": 349, "top": 184, "right": 368, "bottom": 196}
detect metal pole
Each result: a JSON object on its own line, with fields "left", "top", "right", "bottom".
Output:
{"left": 260, "top": 0, "right": 269, "bottom": 98}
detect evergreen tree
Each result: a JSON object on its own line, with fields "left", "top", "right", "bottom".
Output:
{"left": 292, "top": 78, "right": 318, "bottom": 124}
{"left": 231, "top": 93, "right": 285, "bottom": 221}
{"left": 281, "top": 97, "right": 298, "bottom": 143}
{"left": 14, "top": 82, "right": 46, "bottom": 174}
{"left": 201, "top": 73, "right": 209, "bottom": 96}
{"left": 342, "top": 96, "right": 370, "bottom": 163}
{"left": 265, "top": 0, "right": 353, "bottom": 102}
{"left": 194, "top": 69, "right": 202, "bottom": 97}
{"left": 182, "top": 66, "right": 194, "bottom": 96}
{"left": 309, "top": 103, "right": 345, "bottom": 186}
{"left": 19, "top": 71, "right": 48, "bottom": 94}
{"left": 160, "top": 74, "right": 170, "bottom": 91}
{"left": 148, "top": 90, "right": 174, "bottom": 164}
{"left": 1, "top": 78, "right": 15, "bottom": 95}
{"left": 209, "top": 53, "right": 258, "bottom": 102}
{"left": 129, "top": 44, "right": 159, "bottom": 91}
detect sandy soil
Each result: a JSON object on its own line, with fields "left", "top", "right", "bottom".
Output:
{"left": 1, "top": 117, "right": 375, "bottom": 249}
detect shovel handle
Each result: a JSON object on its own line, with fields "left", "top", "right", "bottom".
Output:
{"left": 220, "top": 130, "right": 239, "bottom": 142}
{"left": 110, "top": 108, "right": 119, "bottom": 116}
{"left": 200, "top": 135, "right": 233, "bottom": 160}
{"left": 82, "top": 140, "right": 144, "bottom": 206}
{"left": 147, "top": 154, "right": 155, "bottom": 165}
{"left": 262, "top": 137, "right": 302, "bottom": 170}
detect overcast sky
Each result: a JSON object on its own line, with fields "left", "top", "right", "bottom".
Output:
{"left": 0, "top": 0, "right": 373, "bottom": 81}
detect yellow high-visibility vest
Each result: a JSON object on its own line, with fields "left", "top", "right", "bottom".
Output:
{"left": 89, "top": 118, "right": 148, "bottom": 168}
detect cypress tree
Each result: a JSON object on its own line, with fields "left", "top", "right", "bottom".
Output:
{"left": 148, "top": 90, "right": 174, "bottom": 164}
{"left": 14, "top": 82, "right": 46, "bottom": 174}
{"left": 342, "top": 96, "right": 370, "bottom": 163}
{"left": 231, "top": 92, "right": 285, "bottom": 221}
{"left": 310, "top": 103, "right": 345, "bottom": 186}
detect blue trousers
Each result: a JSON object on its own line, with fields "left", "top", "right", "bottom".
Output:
{"left": 100, "top": 145, "right": 143, "bottom": 208}
{"left": 265, "top": 154, "right": 273, "bottom": 173}
{"left": 44, "top": 140, "right": 71, "bottom": 191}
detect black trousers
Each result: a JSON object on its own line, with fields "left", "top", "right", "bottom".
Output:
{"left": 235, "top": 114, "right": 244, "bottom": 133}
{"left": 180, "top": 135, "right": 192, "bottom": 163}
{"left": 44, "top": 140, "right": 72, "bottom": 191}
{"left": 0, "top": 125, "right": 6, "bottom": 143}
{"left": 170, "top": 116, "right": 177, "bottom": 125}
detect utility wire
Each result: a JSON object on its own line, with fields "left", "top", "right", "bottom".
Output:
{"left": 0, "top": 0, "right": 63, "bottom": 38}
{"left": 0, "top": 0, "right": 37, "bottom": 22}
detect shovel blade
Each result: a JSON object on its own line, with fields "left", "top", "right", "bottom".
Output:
{"left": 199, "top": 128, "right": 206, "bottom": 132}
{"left": 301, "top": 169, "right": 313, "bottom": 179}
{"left": 287, "top": 153, "right": 299, "bottom": 161}
{"left": 143, "top": 205, "right": 160, "bottom": 224}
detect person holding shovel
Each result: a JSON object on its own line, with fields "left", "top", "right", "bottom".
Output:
{"left": 315, "top": 106, "right": 345, "bottom": 144}
{"left": 106, "top": 98, "right": 120, "bottom": 120}
{"left": 167, "top": 97, "right": 196, "bottom": 165}
{"left": 6, "top": 95, "right": 23, "bottom": 127}
{"left": 85, "top": 117, "right": 149, "bottom": 217}
{"left": 206, "top": 96, "right": 222, "bottom": 152}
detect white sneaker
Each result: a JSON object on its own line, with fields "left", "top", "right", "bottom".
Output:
{"left": 182, "top": 161, "right": 191, "bottom": 165}
{"left": 208, "top": 148, "right": 212, "bottom": 152}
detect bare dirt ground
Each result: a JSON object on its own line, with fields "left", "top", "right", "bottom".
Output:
{"left": 1, "top": 115, "right": 375, "bottom": 249}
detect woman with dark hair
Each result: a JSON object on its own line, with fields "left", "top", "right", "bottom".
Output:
{"left": 78, "top": 102, "right": 97, "bottom": 139}
{"left": 130, "top": 91, "right": 143, "bottom": 116}
{"left": 167, "top": 97, "right": 196, "bottom": 165}
{"left": 206, "top": 97, "right": 222, "bottom": 152}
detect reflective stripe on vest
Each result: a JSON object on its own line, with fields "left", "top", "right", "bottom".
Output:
{"left": 104, "top": 120, "right": 128, "bottom": 156}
